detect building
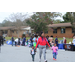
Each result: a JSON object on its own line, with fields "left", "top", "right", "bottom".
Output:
{"left": 44, "top": 22, "right": 74, "bottom": 38}
{"left": 0, "top": 26, "right": 34, "bottom": 37}
{"left": 0, "top": 22, "right": 74, "bottom": 38}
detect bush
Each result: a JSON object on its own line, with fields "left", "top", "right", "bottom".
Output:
{"left": 22, "top": 34, "right": 26, "bottom": 38}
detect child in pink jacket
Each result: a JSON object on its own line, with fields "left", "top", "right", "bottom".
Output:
{"left": 51, "top": 43, "right": 58, "bottom": 61}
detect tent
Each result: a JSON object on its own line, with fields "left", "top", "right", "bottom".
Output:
{"left": 6, "top": 40, "right": 15, "bottom": 45}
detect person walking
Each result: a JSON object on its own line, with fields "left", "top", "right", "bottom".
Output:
{"left": 30, "top": 46, "right": 36, "bottom": 62}
{"left": 51, "top": 43, "right": 58, "bottom": 61}
{"left": 11, "top": 36, "right": 14, "bottom": 46}
{"left": 35, "top": 32, "right": 50, "bottom": 62}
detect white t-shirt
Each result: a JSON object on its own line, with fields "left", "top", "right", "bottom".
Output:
{"left": 72, "top": 39, "right": 75, "bottom": 45}
{"left": 31, "top": 49, "right": 35, "bottom": 55}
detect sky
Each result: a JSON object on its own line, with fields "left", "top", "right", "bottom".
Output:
{"left": 0, "top": 12, "right": 66, "bottom": 23}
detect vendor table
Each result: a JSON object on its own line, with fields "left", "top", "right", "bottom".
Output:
{"left": 64, "top": 44, "right": 75, "bottom": 51}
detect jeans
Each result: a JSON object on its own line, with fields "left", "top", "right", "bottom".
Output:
{"left": 15, "top": 42, "right": 17, "bottom": 46}
{"left": 53, "top": 52, "right": 57, "bottom": 59}
{"left": 0, "top": 45, "right": 1, "bottom": 53}
{"left": 32, "top": 54, "right": 35, "bottom": 61}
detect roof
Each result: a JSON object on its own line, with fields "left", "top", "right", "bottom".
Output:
{"left": 0, "top": 26, "right": 29, "bottom": 30}
{"left": 0, "top": 23, "right": 72, "bottom": 30}
{"left": 48, "top": 22, "right": 72, "bottom": 28}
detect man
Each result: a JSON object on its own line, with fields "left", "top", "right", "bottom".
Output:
{"left": 11, "top": 36, "right": 14, "bottom": 46}
{"left": 30, "top": 36, "right": 33, "bottom": 47}
{"left": 23, "top": 36, "right": 26, "bottom": 46}
{"left": 55, "top": 36, "right": 58, "bottom": 46}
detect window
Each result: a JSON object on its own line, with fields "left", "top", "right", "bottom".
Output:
{"left": 12, "top": 30, "right": 14, "bottom": 33}
{"left": 53, "top": 29, "right": 57, "bottom": 33}
{"left": 16, "top": 31, "right": 18, "bottom": 34}
{"left": 61, "top": 28, "right": 65, "bottom": 33}
{"left": 45, "top": 31, "right": 48, "bottom": 34}
{"left": 72, "top": 28, "right": 74, "bottom": 33}
{"left": 5, "top": 30, "right": 8, "bottom": 34}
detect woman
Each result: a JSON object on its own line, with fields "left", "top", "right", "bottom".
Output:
{"left": 35, "top": 32, "right": 50, "bottom": 62}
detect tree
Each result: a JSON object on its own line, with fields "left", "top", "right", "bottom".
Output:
{"left": 26, "top": 12, "right": 61, "bottom": 35}
{"left": 62, "top": 12, "right": 71, "bottom": 23}
{"left": 8, "top": 13, "right": 28, "bottom": 37}
{"left": 53, "top": 19, "right": 62, "bottom": 24}
{"left": 1, "top": 20, "right": 13, "bottom": 27}
{"left": 67, "top": 12, "right": 75, "bottom": 36}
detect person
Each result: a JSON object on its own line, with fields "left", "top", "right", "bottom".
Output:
{"left": 30, "top": 46, "right": 36, "bottom": 62}
{"left": 1, "top": 36, "right": 4, "bottom": 46}
{"left": 30, "top": 36, "right": 33, "bottom": 47}
{"left": 48, "top": 35, "right": 53, "bottom": 47}
{"left": 51, "top": 43, "right": 58, "bottom": 61}
{"left": 15, "top": 39, "right": 17, "bottom": 46}
{"left": 18, "top": 38, "right": 20, "bottom": 45}
{"left": 26, "top": 39, "right": 28, "bottom": 45}
{"left": 23, "top": 36, "right": 26, "bottom": 46}
{"left": 63, "top": 37, "right": 66, "bottom": 44}
{"left": 35, "top": 31, "right": 50, "bottom": 62}
{"left": 11, "top": 36, "right": 14, "bottom": 46}
{"left": 55, "top": 36, "right": 58, "bottom": 46}
{"left": 72, "top": 36, "right": 75, "bottom": 45}
{"left": 33, "top": 35, "right": 38, "bottom": 47}
{"left": 71, "top": 36, "right": 75, "bottom": 51}
{"left": 0, "top": 34, "right": 2, "bottom": 53}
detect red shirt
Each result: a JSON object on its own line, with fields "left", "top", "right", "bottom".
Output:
{"left": 35, "top": 37, "right": 50, "bottom": 48}
{"left": 64, "top": 39, "right": 66, "bottom": 44}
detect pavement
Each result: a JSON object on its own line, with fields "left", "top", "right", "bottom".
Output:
{"left": 0, "top": 44, "right": 75, "bottom": 62}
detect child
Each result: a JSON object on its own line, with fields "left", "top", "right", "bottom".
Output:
{"left": 51, "top": 43, "right": 58, "bottom": 61}
{"left": 30, "top": 46, "right": 36, "bottom": 62}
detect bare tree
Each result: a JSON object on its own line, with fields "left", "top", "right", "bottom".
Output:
{"left": 8, "top": 12, "right": 29, "bottom": 38}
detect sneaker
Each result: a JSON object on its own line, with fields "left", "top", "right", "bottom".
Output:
{"left": 45, "top": 60, "right": 47, "bottom": 62}
{"left": 53, "top": 58, "right": 55, "bottom": 60}
{"left": 39, "top": 59, "right": 41, "bottom": 62}
{"left": 55, "top": 59, "right": 56, "bottom": 61}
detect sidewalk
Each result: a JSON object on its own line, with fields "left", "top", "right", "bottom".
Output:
{"left": 0, "top": 45, "right": 75, "bottom": 62}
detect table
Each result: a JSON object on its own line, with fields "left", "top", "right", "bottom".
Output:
{"left": 58, "top": 44, "right": 75, "bottom": 51}
{"left": 64, "top": 44, "right": 75, "bottom": 51}
{"left": 58, "top": 44, "right": 64, "bottom": 49}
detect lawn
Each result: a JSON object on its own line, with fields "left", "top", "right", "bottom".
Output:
{"left": 5, "top": 37, "right": 30, "bottom": 41}
{"left": 5, "top": 37, "right": 73, "bottom": 43}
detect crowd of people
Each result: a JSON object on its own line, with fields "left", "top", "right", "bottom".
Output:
{"left": 0, "top": 32, "right": 75, "bottom": 62}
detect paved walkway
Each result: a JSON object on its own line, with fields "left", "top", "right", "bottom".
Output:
{"left": 0, "top": 44, "right": 75, "bottom": 62}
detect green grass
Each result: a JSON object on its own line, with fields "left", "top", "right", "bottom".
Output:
{"left": 5, "top": 37, "right": 73, "bottom": 43}
{"left": 53, "top": 38, "right": 73, "bottom": 43}
{"left": 5, "top": 37, "right": 30, "bottom": 41}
